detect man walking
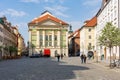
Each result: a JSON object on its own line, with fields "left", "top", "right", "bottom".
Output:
{"left": 80, "top": 54, "right": 84, "bottom": 63}
{"left": 57, "top": 54, "right": 60, "bottom": 62}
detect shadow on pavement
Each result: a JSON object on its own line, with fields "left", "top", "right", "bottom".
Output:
{"left": 0, "top": 57, "right": 90, "bottom": 80}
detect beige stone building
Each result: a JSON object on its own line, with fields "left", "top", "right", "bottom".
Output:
{"left": 0, "top": 17, "right": 17, "bottom": 57}
{"left": 12, "top": 27, "right": 26, "bottom": 56}
{"left": 0, "top": 16, "right": 25, "bottom": 59}
{"left": 28, "top": 11, "right": 69, "bottom": 57}
{"left": 80, "top": 16, "right": 97, "bottom": 56}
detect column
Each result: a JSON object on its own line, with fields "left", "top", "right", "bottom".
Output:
{"left": 52, "top": 30, "right": 54, "bottom": 47}
{"left": 65, "top": 31, "right": 68, "bottom": 56}
{"left": 66, "top": 31, "right": 68, "bottom": 48}
{"left": 28, "top": 30, "right": 31, "bottom": 48}
{"left": 43, "top": 30, "right": 45, "bottom": 47}
{"left": 36, "top": 30, "right": 40, "bottom": 48}
{"left": 58, "top": 30, "right": 60, "bottom": 48}
{"left": 28, "top": 30, "right": 32, "bottom": 55}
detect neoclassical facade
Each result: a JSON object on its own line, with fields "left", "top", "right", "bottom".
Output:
{"left": 28, "top": 11, "right": 69, "bottom": 57}
{"left": 96, "top": 0, "right": 120, "bottom": 59}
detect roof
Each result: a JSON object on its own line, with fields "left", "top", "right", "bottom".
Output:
{"left": 28, "top": 11, "right": 68, "bottom": 25}
{"left": 68, "top": 28, "right": 80, "bottom": 38}
{"left": 84, "top": 16, "right": 97, "bottom": 27}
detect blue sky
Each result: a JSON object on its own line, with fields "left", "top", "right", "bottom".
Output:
{"left": 0, "top": 0, "right": 102, "bottom": 45}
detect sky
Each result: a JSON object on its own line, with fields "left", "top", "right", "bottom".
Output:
{"left": 0, "top": 0, "right": 102, "bottom": 45}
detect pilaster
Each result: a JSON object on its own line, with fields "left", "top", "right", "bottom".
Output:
{"left": 52, "top": 30, "right": 54, "bottom": 47}
{"left": 36, "top": 30, "right": 40, "bottom": 48}
{"left": 43, "top": 30, "right": 45, "bottom": 47}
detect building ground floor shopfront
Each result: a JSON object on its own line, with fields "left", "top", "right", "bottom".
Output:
{"left": 29, "top": 47, "right": 68, "bottom": 57}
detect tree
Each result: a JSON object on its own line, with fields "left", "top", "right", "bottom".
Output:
{"left": 98, "top": 22, "right": 119, "bottom": 65}
{"left": 114, "top": 28, "right": 120, "bottom": 59}
{"left": 9, "top": 46, "right": 18, "bottom": 56}
{"left": 0, "top": 46, "right": 2, "bottom": 51}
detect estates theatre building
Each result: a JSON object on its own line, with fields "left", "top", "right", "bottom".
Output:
{"left": 28, "top": 11, "right": 69, "bottom": 57}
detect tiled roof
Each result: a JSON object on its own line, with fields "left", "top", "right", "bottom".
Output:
{"left": 84, "top": 16, "right": 97, "bottom": 27}
{"left": 29, "top": 12, "right": 68, "bottom": 25}
{"left": 68, "top": 28, "right": 80, "bottom": 38}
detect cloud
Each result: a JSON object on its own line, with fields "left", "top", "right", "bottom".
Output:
{"left": 0, "top": 9, "right": 27, "bottom": 17}
{"left": 44, "top": 5, "right": 69, "bottom": 17}
{"left": 59, "top": 0, "right": 65, "bottom": 4}
{"left": 13, "top": 22, "right": 28, "bottom": 45}
{"left": 20, "top": 0, "right": 40, "bottom": 3}
{"left": 14, "top": 22, "right": 27, "bottom": 28}
{"left": 83, "top": 0, "right": 101, "bottom": 6}
{"left": 91, "top": 7, "right": 100, "bottom": 16}
{"left": 44, "top": 0, "right": 55, "bottom": 3}
{"left": 20, "top": 0, "right": 65, "bottom": 4}
{"left": 69, "top": 21, "right": 83, "bottom": 31}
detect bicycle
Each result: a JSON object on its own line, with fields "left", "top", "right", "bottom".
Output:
{"left": 115, "top": 59, "right": 120, "bottom": 68}
{"left": 110, "top": 60, "right": 116, "bottom": 68}
{"left": 110, "top": 59, "right": 120, "bottom": 68}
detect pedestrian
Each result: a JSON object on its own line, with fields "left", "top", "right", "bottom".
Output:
{"left": 80, "top": 54, "right": 84, "bottom": 63}
{"left": 61, "top": 53, "right": 63, "bottom": 59}
{"left": 57, "top": 54, "right": 60, "bottom": 62}
{"left": 83, "top": 54, "right": 87, "bottom": 63}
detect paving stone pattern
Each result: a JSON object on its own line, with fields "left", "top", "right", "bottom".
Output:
{"left": 0, "top": 57, "right": 120, "bottom": 80}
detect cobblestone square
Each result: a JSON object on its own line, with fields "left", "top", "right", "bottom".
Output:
{"left": 0, "top": 57, "right": 120, "bottom": 80}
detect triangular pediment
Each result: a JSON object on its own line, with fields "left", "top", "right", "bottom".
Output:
{"left": 29, "top": 11, "right": 68, "bottom": 25}
{"left": 41, "top": 20, "right": 58, "bottom": 26}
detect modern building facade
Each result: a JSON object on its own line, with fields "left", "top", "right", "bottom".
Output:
{"left": 28, "top": 11, "right": 69, "bottom": 57}
{"left": 96, "top": 0, "right": 120, "bottom": 59}
{"left": 80, "top": 16, "right": 97, "bottom": 56}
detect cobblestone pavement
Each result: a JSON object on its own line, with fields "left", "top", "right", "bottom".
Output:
{"left": 0, "top": 57, "right": 120, "bottom": 80}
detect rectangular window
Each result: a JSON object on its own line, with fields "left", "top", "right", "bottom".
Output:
{"left": 40, "top": 42, "right": 43, "bottom": 47}
{"left": 49, "top": 42, "right": 52, "bottom": 46}
{"left": 40, "top": 35, "right": 43, "bottom": 41}
{"left": 45, "top": 35, "right": 48, "bottom": 41}
{"left": 54, "top": 41, "right": 57, "bottom": 47}
{"left": 89, "top": 35, "right": 91, "bottom": 39}
{"left": 88, "top": 28, "right": 91, "bottom": 32}
{"left": 45, "top": 42, "right": 48, "bottom": 47}
{"left": 54, "top": 35, "right": 57, "bottom": 41}
{"left": 89, "top": 43, "right": 91, "bottom": 46}
{"left": 49, "top": 35, "right": 52, "bottom": 41}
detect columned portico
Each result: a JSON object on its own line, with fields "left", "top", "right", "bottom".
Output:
{"left": 28, "top": 11, "right": 69, "bottom": 57}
